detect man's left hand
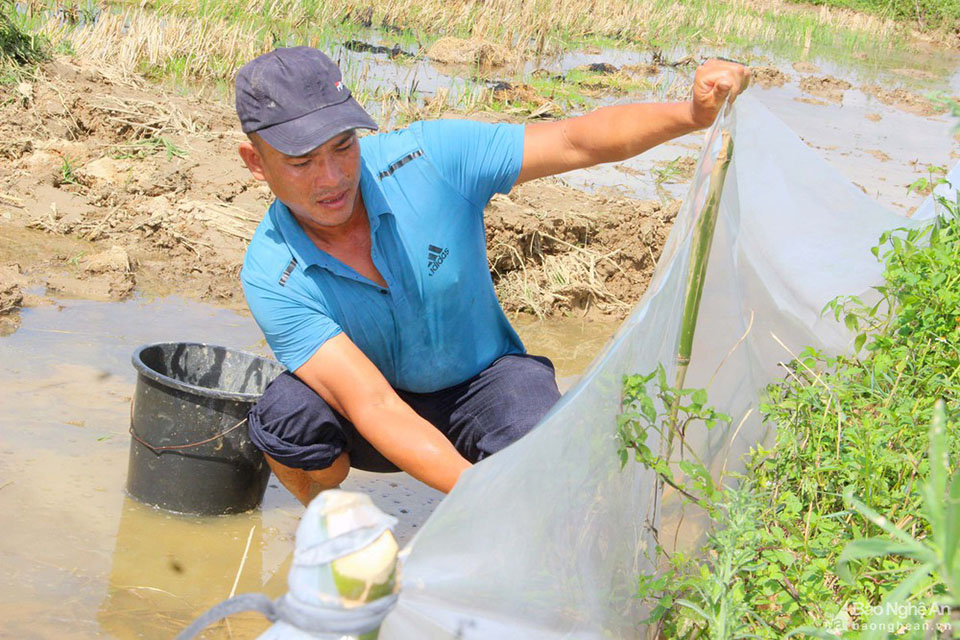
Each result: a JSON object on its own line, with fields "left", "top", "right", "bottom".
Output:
{"left": 689, "top": 59, "right": 751, "bottom": 129}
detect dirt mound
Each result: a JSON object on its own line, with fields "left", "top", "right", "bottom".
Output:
{"left": 575, "top": 62, "right": 618, "bottom": 74}
{"left": 426, "top": 37, "right": 511, "bottom": 68}
{"left": 749, "top": 66, "right": 787, "bottom": 88}
{"left": 75, "top": 245, "right": 136, "bottom": 299}
{"left": 860, "top": 85, "right": 940, "bottom": 116}
{"left": 791, "top": 61, "right": 820, "bottom": 74}
{"left": 486, "top": 181, "right": 676, "bottom": 317}
{"left": 799, "top": 75, "right": 851, "bottom": 103}
{"left": 621, "top": 63, "right": 660, "bottom": 76}
{"left": 0, "top": 264, "right": 25, "bottom": 335}
{"left": 490, "top": 82, "right": 557, "bottom": 116}
{"left": 0, "top": 56, "right": 266, "bottom": 309}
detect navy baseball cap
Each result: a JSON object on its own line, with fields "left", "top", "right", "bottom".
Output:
{"left": 235, "top": 47, "right": 378, "bottom": 156}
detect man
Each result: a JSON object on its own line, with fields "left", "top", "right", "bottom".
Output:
{"left": 236, "top": 47, "right": 748, "bottom": 505}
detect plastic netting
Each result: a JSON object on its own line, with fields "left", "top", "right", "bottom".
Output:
{"left": 379, "top": 96, "right": 957, "bottom": 639}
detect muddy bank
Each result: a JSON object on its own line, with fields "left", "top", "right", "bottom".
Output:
{"left": 0, "top": 56, "right": 671, "bottom": 328}
{"left": 487, "top": 181, "right": 676, "bottom": 316}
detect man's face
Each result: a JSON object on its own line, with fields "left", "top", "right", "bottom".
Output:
{"left": 240, "top": 130, "right": 362, "bottom": 230}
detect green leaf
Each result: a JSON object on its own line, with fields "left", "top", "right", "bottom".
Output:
{"left": 836, "top": 536, "right": 927, "bottom": 583}
{"left": 692, "top": 388, "right": 707, "bottom": 406}
{"left": 853, "top": 332, "right": 866, "bottom": 353}
{"left": 943, "top": 470, "right": 960, "bottom": 576}
{"left": 844, "top": 313, "right": 858, "bottom": 333}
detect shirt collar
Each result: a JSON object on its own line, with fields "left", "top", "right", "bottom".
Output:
{"left": 271, "top": 159, "right": 393, "bottom": 269}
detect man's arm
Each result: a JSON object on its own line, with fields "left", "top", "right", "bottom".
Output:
{"left": 517, "top": 59, "right": 749, "bottom": 184}
{"left": 294, "top": 333, "right": 471, "bottom": 493}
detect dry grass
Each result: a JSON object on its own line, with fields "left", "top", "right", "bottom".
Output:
{"left": 36, "top": 10, "right": 268, "bottom": 81}
{"left": 33, "top": 0, "right": 910, "bottom": 92}
{"left": 133, "top": 0, "right": 906, "bottom": 53}
{"left": 493, "top": 239, "right": 631, "bottom": 317}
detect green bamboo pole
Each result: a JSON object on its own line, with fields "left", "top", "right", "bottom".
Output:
{"left": 664, "top": 129, "right": 734, "bottom": 463}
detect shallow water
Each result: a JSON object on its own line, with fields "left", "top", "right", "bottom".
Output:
{"left": 0, "top": 295, "right": 615, "bottom": 638}
{"left": 338, "top": 31, "right": 959, "bottom": 212}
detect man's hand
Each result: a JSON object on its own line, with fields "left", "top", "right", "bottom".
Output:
{"left": 689, "top": 59, "right": 751, "bottom": 129}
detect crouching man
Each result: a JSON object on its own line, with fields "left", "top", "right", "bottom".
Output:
{"left": 235, "top": 47, "right": 748, "bottom": 505}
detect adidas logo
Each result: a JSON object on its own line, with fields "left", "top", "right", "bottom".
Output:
{"left": 427, "top": 244, "right": 449, "bottom": 276}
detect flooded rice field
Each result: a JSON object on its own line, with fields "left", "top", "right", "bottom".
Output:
{"left": 331, "top": 31, "right": 960, "bottom": 210}
{"left": 0, "top": 15, "right": 958, "bottom": 637}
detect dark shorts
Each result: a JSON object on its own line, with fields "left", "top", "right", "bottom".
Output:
{"left": 247, "top": 354, "right": 561, "bottom": 472}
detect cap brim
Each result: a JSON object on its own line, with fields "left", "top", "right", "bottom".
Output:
{"left": 256, "top": 97, "right": 378, "bottom": 156}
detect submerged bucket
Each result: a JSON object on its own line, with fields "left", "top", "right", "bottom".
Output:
{"left": 128, "top": 342, "right": 285, "bottom": 515}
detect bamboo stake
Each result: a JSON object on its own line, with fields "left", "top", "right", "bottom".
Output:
{"left": 664, "top": 129, "right": 734, "bottom": 463}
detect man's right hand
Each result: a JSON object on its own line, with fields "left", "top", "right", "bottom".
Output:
{"left": 294, "top": 333, "right": 471, "bottom": 493}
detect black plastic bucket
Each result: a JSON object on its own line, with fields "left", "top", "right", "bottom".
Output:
{"left": 128, "top": 342, "right": 285, "bottom": 515}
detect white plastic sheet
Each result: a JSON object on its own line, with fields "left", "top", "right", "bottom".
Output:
{"left": 380, "top": 96, "right": 943, "bottom": 639}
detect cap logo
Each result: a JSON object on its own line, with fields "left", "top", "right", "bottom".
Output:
{"left": 334, "top": 81, "right": 344, "bottom": 92}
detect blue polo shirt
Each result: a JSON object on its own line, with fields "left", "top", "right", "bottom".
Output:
{"left": 241, "top": 119, "right": 527, "bottom": 393}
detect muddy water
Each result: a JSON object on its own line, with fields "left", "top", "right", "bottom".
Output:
{"left": 0, "top": 295, "right": 613, "bottom": 638}
{"left": 338, "top": 31, "right": 959, "bottom": 211}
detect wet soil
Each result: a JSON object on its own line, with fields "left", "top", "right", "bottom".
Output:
{"left": 750, "top": 65, "right": 788, "bottom": 88}
{"left": 486, "top": 180, "right": 676, "bottom": 316}
{"left": 860, "top": 84, "right": 941, "bottom": 116}
{"left": 0, "top": 56, "right": 669, "bottom": 329}
{"left": 798, "top": 74, "right": 852, "bottom": 103}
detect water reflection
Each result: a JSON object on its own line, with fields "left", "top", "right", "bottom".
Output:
{"left": 0, "top": 296, "right": 610, "bottom": 636}
{"left": 98, "top": 498, "right": 279, "bottom": 639}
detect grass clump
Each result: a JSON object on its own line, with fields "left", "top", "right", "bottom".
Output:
{"left": 619, "top": 191, "right": 960, "bottom": 637}
{"left": 1, "top": 2, "right": 48, "bottom": 83}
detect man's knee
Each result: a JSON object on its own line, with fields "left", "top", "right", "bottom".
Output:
{"left": 248, "top": 371, "right": 399, "bottom": 473}
{"left": 265, "top": 451, "right": 350, "bottom": 506}
{"left": 490, "top": 354, "right": 561, "bottom": 415}
{"left": 469, "top": 354, "right": 561, "bottom": 458}
{"left": 248, "top": 371, "right": 349, "bottom": 471}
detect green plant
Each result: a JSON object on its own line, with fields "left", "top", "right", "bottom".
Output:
{"left": 621, "top": 191, "right": 960, "bottom": 638}
{"left": 112, "top": 136, "right": 187, "bottom": 160}
{"left": 837, "top": 401, "right": 958, "bottom": 636}
{"left": 1, "top": 4, "right": 48, "bottom": 66}
{"left": 618, "top": 365, "right": 730, "bottom": 507}
{"left": 906, "top": 164, "right": 947, "bottom": 196}
{"left": 58, "top": 155, "right": 81, "bottom": 186}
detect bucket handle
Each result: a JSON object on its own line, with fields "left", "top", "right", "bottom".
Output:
{"left": 129, "top": 397, "right": 249, "bottom": 453}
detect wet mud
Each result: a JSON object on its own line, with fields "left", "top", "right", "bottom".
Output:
{"left": 0, "top": 56, "right": 672, "bottom": 323}
{"left": 798, "top": 75, "right": 852, "bottom": 103}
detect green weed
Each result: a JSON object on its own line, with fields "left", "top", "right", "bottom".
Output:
{"left": 112, "top": 136, "right": 187, "bottom": 160}
{"left": 620, "top": 190, "right": 960, "bottom": 637}
{"left": 1, "top": 4, "right": 48, "bottom": 65}
{"left": 790, "top": 0, "right": 959, "bottom": 31}
{"left": 907, "top": 164, "right": 948, "bottom": 196}
{"left": 58, "top": 155, "right": 81, "bottom": 186}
